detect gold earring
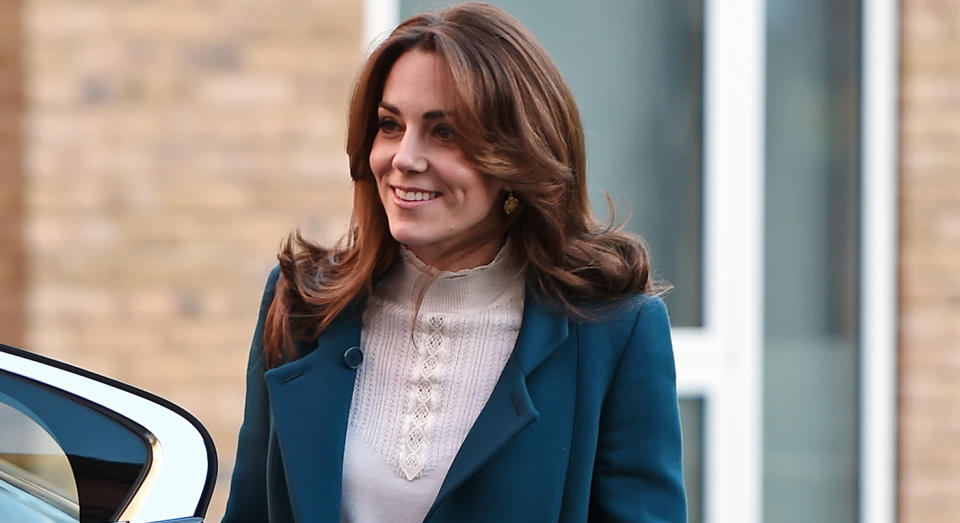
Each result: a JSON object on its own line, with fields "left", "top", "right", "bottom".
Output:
{"left": 503, "top": 192, "right": 519, "bottom": 216}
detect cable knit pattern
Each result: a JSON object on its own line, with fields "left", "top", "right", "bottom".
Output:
{"left": 399, "top": 313, "right": 445, "bottom": 480}
{"left": 341, "top": 240, "right": 524, "bottom": 522}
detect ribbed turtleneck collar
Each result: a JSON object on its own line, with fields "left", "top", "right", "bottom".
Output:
{"left": 374, "top": 239, "right": 525, "bottom": 314}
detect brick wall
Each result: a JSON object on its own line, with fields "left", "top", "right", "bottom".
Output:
{"left": 22, "top": 1, "right": 362, "bottom": 518}
{"left": 898, "top": 0, "right": 960, "bottom": 521}
{"left": 0, "top": 0, "right": 23, "bottom": 348}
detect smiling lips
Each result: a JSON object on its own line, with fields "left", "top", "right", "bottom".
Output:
{"left": 394, "top": 186, "right": 440, "bottom": 202}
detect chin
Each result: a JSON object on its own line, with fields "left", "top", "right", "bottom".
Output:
{"left": 387, "top": 224, "right": 432, "bottom": 248}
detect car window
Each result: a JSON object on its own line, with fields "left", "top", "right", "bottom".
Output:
{"left": 0, "top": 401, "right": 78, "bottom": 522}
{"left": 0, "top": 370, "right": 152, "bottom": 522}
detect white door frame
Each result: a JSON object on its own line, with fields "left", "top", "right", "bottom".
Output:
{"left": 689, "top": 2, "right": 765, "bottom": 521}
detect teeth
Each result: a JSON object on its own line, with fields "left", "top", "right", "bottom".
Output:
{"left": 395, "top": 188, "right": 438, "bottom": 201}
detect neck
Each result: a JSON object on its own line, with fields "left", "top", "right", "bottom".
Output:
{"left": 377, "top": 237, "right": 524, "bottom": 314}
{"left": 406, "top": 234, "right": 507, "bottom": 272}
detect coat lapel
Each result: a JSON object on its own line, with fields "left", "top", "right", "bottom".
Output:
{"left": 431, "top": 292, "right": 570, "bottom": 506}
{"left": 264, "top": 300, "right": 364, "bottom": 522}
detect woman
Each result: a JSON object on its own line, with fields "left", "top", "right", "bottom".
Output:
{"left": 223, "top": 3, "right": 685, "bottom": 522}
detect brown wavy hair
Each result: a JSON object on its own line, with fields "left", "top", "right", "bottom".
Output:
{"left": 264, "top": 2, "right": 662, "bottom": 368}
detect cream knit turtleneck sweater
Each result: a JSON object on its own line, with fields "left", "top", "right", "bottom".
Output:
{"left": 340, "top": 242, "right": 525, "bottom": 523}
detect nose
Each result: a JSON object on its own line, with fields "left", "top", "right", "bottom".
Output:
{"left": 392, "top": 133, "right": 428, "bottom": 173}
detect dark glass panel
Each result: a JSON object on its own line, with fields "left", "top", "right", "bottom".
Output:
{"left": 764, "top": 0, "right": 861, "bottom": 521}
{"left": 679, "top": 397, "right": 704, "bottom": 523}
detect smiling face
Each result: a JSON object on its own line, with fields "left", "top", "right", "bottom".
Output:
{"left": 369, "top": 49, "right": 506, "bottom": 271}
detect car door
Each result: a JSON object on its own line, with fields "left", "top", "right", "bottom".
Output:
{"left": 0, "top": 343, "right": 216, "bottom": 523}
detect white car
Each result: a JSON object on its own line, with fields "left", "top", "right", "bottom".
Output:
{"left": 0, "top": 343, "right": 216, "bottom": 522}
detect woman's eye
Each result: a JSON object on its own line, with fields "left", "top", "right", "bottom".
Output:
{"left": 377, "top": 118, "right": 400, "bottom": 133}
{"left": 432, "top": 125, "right": 455, "bottom": 141}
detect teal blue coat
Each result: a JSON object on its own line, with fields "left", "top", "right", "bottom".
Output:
{"left": 223, "top": 268, "right": 686, "bottom": 522}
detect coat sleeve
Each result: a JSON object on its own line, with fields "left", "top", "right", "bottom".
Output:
{"left": 589, "top": 297, "right": 687, "bottom": 522}
{"left": 222, "top": 266, "right": 281, "bottom": 523}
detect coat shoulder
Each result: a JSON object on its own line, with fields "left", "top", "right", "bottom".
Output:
{"left": 574, "top": 294, "right": 669, "bottom": 342}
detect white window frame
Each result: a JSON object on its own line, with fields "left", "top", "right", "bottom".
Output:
{"left": 860, "top": 0, "right": 899, "bottom": 522}
{"left": 362, "top": 2, "right": 898, "bottom": 522}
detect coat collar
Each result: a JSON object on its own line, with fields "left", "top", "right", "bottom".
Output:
{"left": 263, "top": 289, "right": 569, "bottom": 520}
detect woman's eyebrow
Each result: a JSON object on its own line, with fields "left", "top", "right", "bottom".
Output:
{"left": 378, "top": 102, "right": 446, "bottom": 120}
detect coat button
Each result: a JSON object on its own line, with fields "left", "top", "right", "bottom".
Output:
{"left": 343, "top": 346, "right": 363, "bottom": 369}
